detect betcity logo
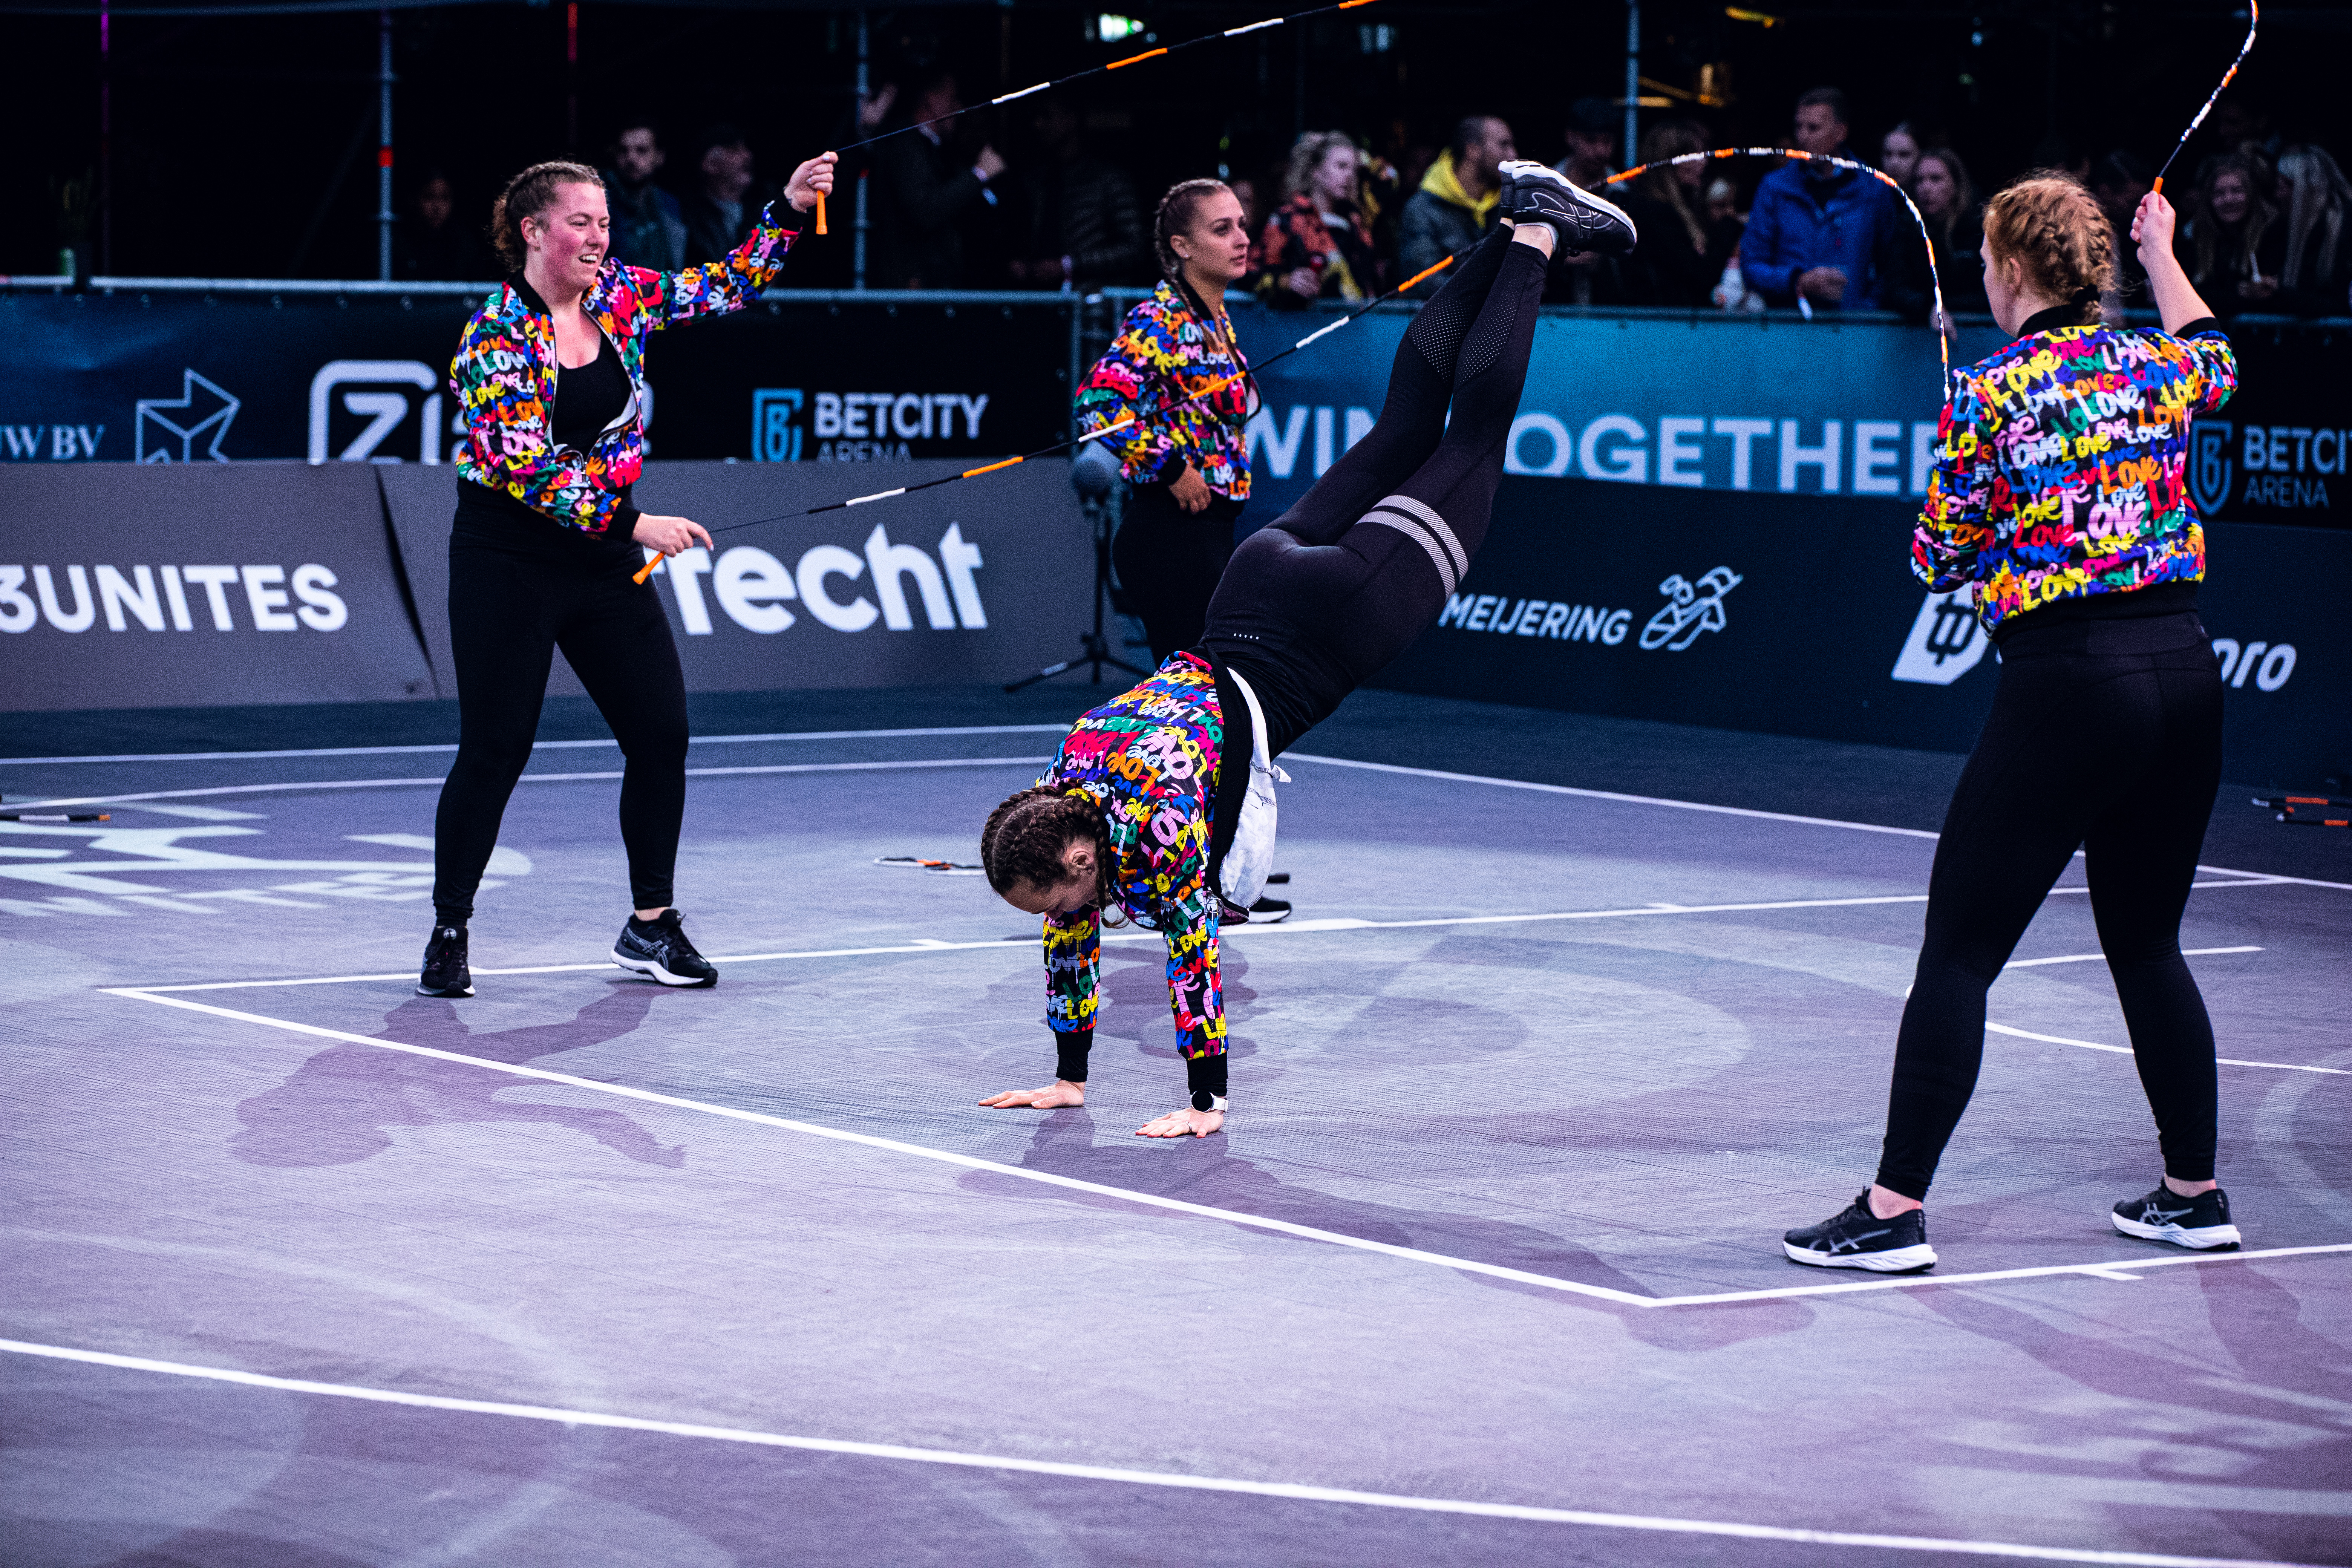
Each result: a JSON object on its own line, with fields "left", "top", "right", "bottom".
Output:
{"left": 0, "top": 564, "right": 349, "bottom": 634}
{"left": 752, "top": 388, "right": 992, "bottom": 464}
{"left": 2193, "top": 419, "right": 2347, "bottom": 515}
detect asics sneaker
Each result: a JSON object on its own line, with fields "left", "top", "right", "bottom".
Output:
{"left": 1782, "top": 1193, "right": 1938, "bottom": 1272}
{"left": 2112, "top": 1184, "right": 2240, "bottom": 1250}
{"left": 1497, "top": 160, "right": 1637, "bottom": 256}
{"left": 612, "top": 909, "right": 718, "bottom": 987}
{"left": 417, "top": 925, "right": 474, "bottom": 998}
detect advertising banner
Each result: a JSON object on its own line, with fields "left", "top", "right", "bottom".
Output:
{"left": 1229, "top": 305, "right": 2350, "bottom": 533}
{"left": 1367, "top": 476, "right": 2346, "bottom": 788}
{"left": 0, "top": 463, "right": 437, "bottom": 711}
{"left": 0, "top": 291, "right": 1075, "bottom": 468}
{"left": 381, "top": 459, "right": 1097, "bottom": 697}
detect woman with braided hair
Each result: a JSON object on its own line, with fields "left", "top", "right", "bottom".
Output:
{"left": 1078, "top": 178, "right": 1257, "bottom": 666}
{"left": 980, "top": 163, "right": 1636, "bottom": 1138}
{"left": 1784, "top": 173, "right": 2242, "bottom": 1272}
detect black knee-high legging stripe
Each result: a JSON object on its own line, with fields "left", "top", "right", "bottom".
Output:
{"left": 1874, "top": 609, "right": 2226, "bottom": 1201}
{"left": 1200, "top": 230, "right": 1547, "bottom": 755}
{"left": 432, "top": 541, "right": 689, "bottom": 922}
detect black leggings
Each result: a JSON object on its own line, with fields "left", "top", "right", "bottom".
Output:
{"left": 432, "top": 541, "right": 690, "bottom": 922}
{"left": 1113, "top": 483, "right": 1243, "bottom": 665}
{"left": 1875, "top": 609, "right": 2226, "bottom": 1200}
{"left": 1201, "top": 231, "right": 1548, "bottom": 753}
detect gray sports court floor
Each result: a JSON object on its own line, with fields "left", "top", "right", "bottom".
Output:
{"left": 4, "top": 688, "right": 2347, "bottom": 1567}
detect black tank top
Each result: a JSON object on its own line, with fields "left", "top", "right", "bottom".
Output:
{"left": 452, "top": 333, "right": 637, "bottom": 560}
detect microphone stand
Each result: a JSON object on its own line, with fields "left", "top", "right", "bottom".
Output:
{"left": 1004, "top": 473, "right": 1148, "bottom": 693}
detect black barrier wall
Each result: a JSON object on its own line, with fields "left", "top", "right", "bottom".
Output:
{"left": 0, "top": 290, "right": 1075, "bottom": 466}
{"left": 0, "top": 463, "right": 437, "bottom": 710}
{"left": 1370, "top": 478, "right": 2347, "bottom": 789}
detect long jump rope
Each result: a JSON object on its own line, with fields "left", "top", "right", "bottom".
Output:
{"left": 632, "top": 0, "right": 2258, "bottom": 586}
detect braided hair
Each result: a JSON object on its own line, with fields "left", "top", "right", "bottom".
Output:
{"left": 489, "top": 159, "right": 605, "bottom": 273}
{"left": 1981, "top": 170, "right": 2116, "bottom": 315}
{"left": 980, "top": 785, "right": 1119, "bottom": 919}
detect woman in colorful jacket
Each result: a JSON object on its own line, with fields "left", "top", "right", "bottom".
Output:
{"left": 1253, "top": 130, "right": 1389, "bottom": 310}
{"left": 417, "top": 151, "right": 835, "bottom": 1002}
{"left": 1784, "top": 175, "right": 2241, "bottom": 1273}
{"left": 1076, "top": 178, "right": 1256, "bottom": 664}
{"left": 977, "top": 164, "right": 1636, "bottom": 1139}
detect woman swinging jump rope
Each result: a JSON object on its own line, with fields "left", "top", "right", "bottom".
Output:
{"left": 417, "top": 150, "right": 836, "bottom": 1001}
{"left": 1784, "top": 175, "right": 2241, "bottom": 1271}
{"left": 975, "top": 162, "right": 1637, "bottom": 1138}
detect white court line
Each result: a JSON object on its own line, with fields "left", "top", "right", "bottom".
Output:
{"left": 119, "top": 889, "right": 2296, "bottom": 996}
{"left": 15, "top": 756, "right": 1050, "bottom": 810}
{"left": 0, "top": 1340, "right": 2332, "bottom": 1568}
{"left": 1287, "top": 755, "right": 2352, "bottom": 891}
{"left": 0, "top": 724, "right": 1070, "bottom": 768}
{"left": 1986, "top": 1022, "right": 2349, "bottom": 1077}
{"left": 2006, "top": 946, "right": 2263, "bottom": 968}
{"left": 98, "top": 985, "right": 2352, "bottom": 1307}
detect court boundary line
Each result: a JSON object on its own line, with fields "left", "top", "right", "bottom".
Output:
{"left": 98, "top": 985, "right": 2352, "bottom": 1308}
{"left": 0, "top": 724, "right": 1070, "bottom": 768}
{"left": 1, "top": 1339, "right": 2334, "bottom": 1568}
{"left": 13, "top": 756, "right": 1051, "bottom": 810}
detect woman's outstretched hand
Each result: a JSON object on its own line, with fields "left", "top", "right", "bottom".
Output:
{"left": 1136, "top": 1107, "right": 1223, "bottom": 1139}
{"left": 787, "top": 152, "right": 839, "bottom": 214}
{"left": 632, "top": 514, "right": 711, "bottom": 557}
{"left": 978, "top": 1080, "right": 1086, "bottom": 1110}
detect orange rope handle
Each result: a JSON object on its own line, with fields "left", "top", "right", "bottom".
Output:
{"left": 814, "top": 192, "right": 827, "bottom": 235}
{"left": 632, "top": 554, "right": 663, "bottom": 586}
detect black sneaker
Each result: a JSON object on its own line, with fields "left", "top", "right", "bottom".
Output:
{"left": 1782, "top": 1193, "right": 1938, "bottom": 1272}
{"left": 1498, "top": 159, "right": 1637, "bottom": 256}
{"left": 1248, "top": 896, "right": 1292, "bottom": 923}
{"left": 2112, "top": 1184, "right": 2240, "bottom": 1250}
{"left": 612, "top": 909, "right": 718, "bottom": 988}
{"left": 417, "top": 925, "right": 473, "bottom": 998}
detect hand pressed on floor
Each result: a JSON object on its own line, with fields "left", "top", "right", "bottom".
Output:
{"left": 978, "top": 1080, "right": 1086, "bottom": 1110}
{"left": 1136, "top": 1107, "right": 1223, "bottom": 1139}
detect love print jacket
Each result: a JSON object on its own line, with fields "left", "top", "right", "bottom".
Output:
{"left": 1914, "top": 314, "right": 2236, "bottom": 631}
{"left": 449, "top": 199, "right": 806, "bottom": 536}
{"left": 1037, "top": 652, "right": 1228, "bottom": 1063}
{"left": 1075, "top": 279, "right": 1254, "bottom": 501}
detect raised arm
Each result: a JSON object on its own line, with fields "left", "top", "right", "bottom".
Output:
{"left": 636, "top": 153, "right": 836, "bottom": 327}
{"left": 2131, "top": 192, "right": 2217, "bottom": 336}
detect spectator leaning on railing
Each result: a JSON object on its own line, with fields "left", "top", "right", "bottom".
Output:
{"left": 1612, "top": 119, "right": 1737, "bottom": 308}
{"left": 1255, "top": 131, "right": 1387, "bottom": 309}
{"left": 394, "top": 170, "right": 488, "bottom": 283}
{"left": 1902, "top": 146, "right": 1988, "bottom": 320}
{"left": 1739, "top": 87, "right": 1908, "bottom": 311}
{"left": 1396, "top": 115, "right": 1512, "bottom": 280}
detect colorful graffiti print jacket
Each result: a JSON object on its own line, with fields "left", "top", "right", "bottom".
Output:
{"left": 1915, "top": 312, "right": 2236, "bottom": 632}
{"left": 449, "top": 201, "right": 806, "bottom": 536}
{"left": 1075, "top": 280, "right": 1254, "bottom": 501}
{"left": 1037, "top": 652, "right": 1228, "bottom": 1061}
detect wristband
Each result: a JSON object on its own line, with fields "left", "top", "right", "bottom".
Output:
{"left": 1190, "top": 1090, "right": 1228, "bottom": 1114}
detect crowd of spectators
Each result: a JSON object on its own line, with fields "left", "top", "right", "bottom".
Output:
{"left": 390, "top": 85, "right": 2349, "bottom": 321}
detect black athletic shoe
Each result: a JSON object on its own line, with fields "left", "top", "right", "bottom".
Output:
{"left": 417, "top": 925, "right": 474, "bottom": 998}
{"left": 612, "top": 909, "right": 718, "bottom": 988}
{"left": 1783, "top": 1193, "right": 1938, "bottom": 1272}
{"left": 2112, "top": 1184, "right": 2240, "bottom": 1250}
{"left": 1248, "top": 896, "right": 1292, "bottom": 923}
{"left": 1497, "top": 159, "right": 1637, "bottom": 256}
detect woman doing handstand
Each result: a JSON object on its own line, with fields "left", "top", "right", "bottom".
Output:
{"left": 976, "top": 164, "right": 1636, "bottom": 1138}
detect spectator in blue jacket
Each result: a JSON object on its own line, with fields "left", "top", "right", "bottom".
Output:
{"left": 1740, "top": 87, "right": 1906, "bottom": 310}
